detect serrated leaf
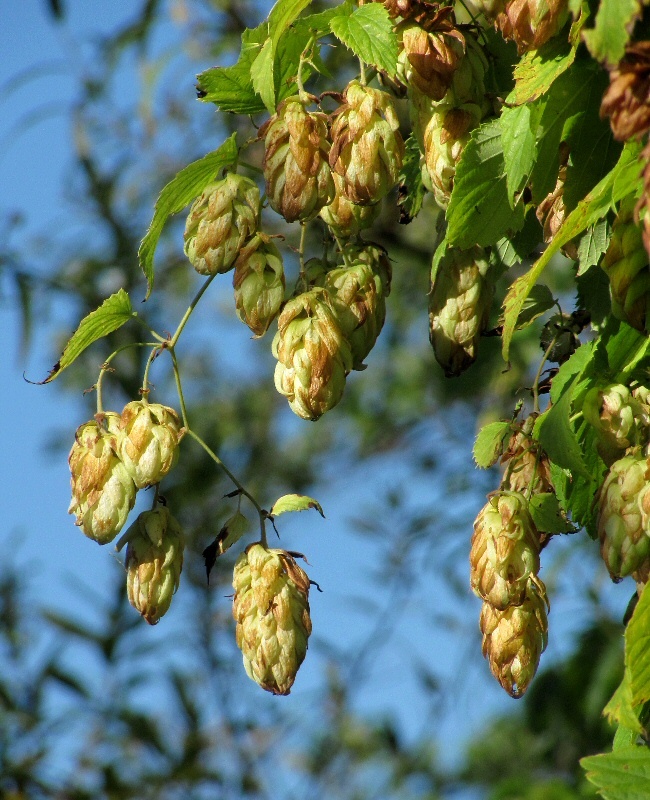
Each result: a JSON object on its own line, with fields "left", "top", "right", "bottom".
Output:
{"left": 216, "top": 511, "right": 250, "bottom": 556}
{"left": 330, "top": 3, "right": 398, "bottom": 76}
{"left": 576, "top": 218, "right": 610, "bottom": 275}
{"left": 500, "top": 103, "right": 540, "bottom": 206}
{"left": 503, "top": 283, "right": 555, "bottom": 331}
{"left": 537, "top": 376, "right": 590, "bottom": 478}
{"left": 607, "top": 324, "right": 650, "bottom": 381}
{"left": 138, "top": 134, "right": 238, "bottom": 298}
{"left": 604, "top": 672, "right": 643, "bottom": 735}
{"left": 510, "top": 35, "right": 576, "bottom": 104}
{"left": 626, "top": 581, "right": 650, "bottom": 708}
{"left": 583, "top": 0, "right": 642, "bottom": 67}
{"left": 447, "top": 118, "right": 525, "bottom": 248}
{"left": 398, "top": 134, "right": 426, "bottom": 223}
{"left": 251, "top": 38, "right": 275, "bottom": 113}
{"left": 473, "top": 421, "right": 511, "bottom": 468}
{"left": 549, "top": 339, "right": 595, "bottom": 402}
{"left": 502, "top": 142, "right": 642, "bottom": 361}
{"left": 294, "top": 0, "right": 354, "bottom": 38}
{"left": 39, "top": 289, "right": 134, "bottom": 383}
{"left": 529, "top": 493, "right": 575, "bottom": 534}
{"left": 493, "top": 210, "right": 544, "bottom": 269}
{"left": 270, "top": 493, "right": 325, "bottom": 517}
{"left": 582, "top": 747, "right": 650, "bottom": 800}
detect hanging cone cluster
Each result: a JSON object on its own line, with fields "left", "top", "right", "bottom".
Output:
{"left": 119, "top": 401, "right": 184, "bottom": 489}
{"left": 583, "top": 384, "right": 650, "bottom": 465}
{"left": 232, "top": 543, "right": 312, "bottom": 695}
{"left": 496, "top": 0, "right": 569, "bottom": 54}
{"left": 320, "top": 172, "right": 382, "bottom": 238}
{"left": 233, "top": 234, "right": 286, "bottom": 337}
{"left": 500, "top": 415, "right": 553, "bottom": 497}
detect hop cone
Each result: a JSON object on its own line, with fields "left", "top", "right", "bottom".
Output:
{"left": 601, "top": 43, "right": 650, "bottom": 142}
{"left": 496, "top": 0, "right": 569, "bottom": 54}
{"left": 597, "top": 452, "right": 650, "bottom": 580}
{"left": 117, "top": 507, "right": 184, "bottom": 625}
{"left": 233, "top": 234, "right": 285, "bottom": 337}
{"left": 470, "top": 491, "right": 540, "bottom": 610}
{"left": 232, "top": 543, "right": 312, "bottom": 695}
{"left": 428, "top": 245, "right": 494, "bottom": 377}
{"left": 262, "top": 97, "right": 334, "bottom": 223}
{"left": 68, "top": 412, "right": 136, "bottom": 544}
{"left": 601, "top": 195, "right": 650, "bottom": 332}
{"left": 119, "top": 401, "right": 184, "bottom": 489}
{"left": 480, "top": 580, "right": 549, "bottom": 698}
{"left": 273, "top": 288, "right": 352, "bottom": 420}
{"left": 184, "top": 173, "right": 260, "bottom": 275}
{"left": 583, "top": 384, "right": 647, "bottom": 464}
{"left": 319, "top": 172, "right": 381, "bottom": 238}
{"left": 501, "top": 416, "right": 553, "bottom": 496}
{"left": 319, "top": 244, "right": 392, "bottom": 370}
{"left": 329, "top": 81, "right": 405, "bottom": 206}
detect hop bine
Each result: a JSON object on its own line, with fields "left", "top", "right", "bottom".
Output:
{"left": 68, "top": 412, "right": 136, "bottom": 544}
{"left": 117, "top": 507, "right": 184, "bottom": 625}
{"left": 233, "top": 234, "right": 285, "bottom": 337}
{"left": 119, "top": 401, "right": 184, "bottom": 489}
{"left": 232, "top": 544, "right": 312, "bottom": 695}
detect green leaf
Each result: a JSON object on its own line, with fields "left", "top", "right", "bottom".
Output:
{"left": 582, "top": 747, "right": 650, "bottom": 800}
{"left": 576, "top": 218, "right": 610, "bottom": 276}
{"left": 493, "top": 210, "right": 543, "bottom": 269}
{"left": 550, "top": 340, "right": 595, "bottom": 403}
{"left": 270, "top": 493, "right": 325, "bottom": 517}
{"left": 216, "top": 511, "right": 250, "bottom": 556}
{"left": 537, "top": 376, "right": 590, "bottom": 478}
{"left": 473, "top": 421, "right": 511, "bottom": 468}
{"left": 505, "top": 283, "right": 556, "bottom": 331}
{"left": 501, "top": 142, "right": 642, "bottom": 361}
{"left": 500, "top": 103, "right": 541, "bottom": 206}
{"left": 293, "top": 1, "right": 355, "bottom": 38}
{"left": 447, "top": 119, "right": 525, "bottom": 248}
{"left": 607, "top": 323, "right": 650, "bottom": 380}
{"left": 529, "top": 493, "right": 575, "bottom": 534}
{"left": 268, "top": 0, "right": 313, "bottom": 40}
{"left": 330, "top": 3, "right": 398, "bottom": 76}
{"left": 398, "top": 135, "right": 426, "bottom": 223}
{"left": 604, "top": 672, "right": 643, "bottom": 735}
{"left": 39, "top": 289, "right": 134, "bottom": 383}
{"left": 509, "top": 35, "right": 576, "bottom": 104}
{"left": 583, "top": 0, "right": 642, "bottom": 67}
{"left": 138, "top": 134, "right": 238, "bottom": 298}
{"left": 250, "top": 38, "right": 275, "bottom": 114}
{"left": 627, "top": 581, "right": 650, "bottom": 708}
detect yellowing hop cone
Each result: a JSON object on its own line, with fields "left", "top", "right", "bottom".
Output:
{"left": 119, "top": 401, "right": 184, "bottom": 489}
{"left": 117, "top": 507, "right": 184, "bottom": 625}
{"left": 497, "top": 0, "right": 569, "bottom": 54}
{"left": 68, "top": 412, "right": 136, "bottom": 545}
{"left": 232, "top": 543, "right": 312, "bottom": 695}
{"left": 319, "top": 172, "right": 381, "bottom": 238}
{"left": 233, "top": 234, "right": 285, "bottom": 337}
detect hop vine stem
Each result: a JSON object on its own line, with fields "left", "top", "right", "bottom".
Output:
{"left": 96, "top": 341, "right": 157, "bottom": 415}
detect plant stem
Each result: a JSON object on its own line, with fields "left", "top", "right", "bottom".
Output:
{"left": 96, "top": 342, "right": 156, "bottom": 415}
{"left": 169, "top": 273, "right": 218, "bottom": 349}
{"left": 298, "top": 222, "right": 307, "bottom": 279}
{"left": 532, "top": 335, "right": 558, "bottom": 415}
{"left": 297, "top": 35, "right": 317, "bottom": 102}
{"left": 359, "top": 58, "right": 367, "bottom": 86}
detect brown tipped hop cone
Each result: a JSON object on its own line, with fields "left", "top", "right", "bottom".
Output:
{"left": 601, "top": 42, "right": 650, "bottom": 142}
{"left": 480, "top": 579, "right": 549, "bottom": 698}
{"left": 319, "top": 172, "right": 381, "bottom": 238}
{"left": 232, "top": 543, "right": 312, "bottom": 695}
{"left": 496, "top": 0, "right": 569, "bottom": 54}
{"left": 68, "top": 412, "right": 136, "bottom": 544}
{"left": 583, "top": 383, "right": 649, "bottom": 465}
{"left": 184, "top": 173, "right": 260, "bottom": 275}
{"left": 470, "top": 491, "right": 541, "bottom": 610}
{"left": 117, "top": 507, "right": 184, "bottom": 625}
{"left": 119, "top": 401, "right": 184, "bottom": 489}
{"left": 233, "top": 234, "right": 285, "bottom": 337}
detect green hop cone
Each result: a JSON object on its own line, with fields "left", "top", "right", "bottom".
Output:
{"left": 232, "top": 543, "right": 312, "bottom": 695}
{"left": 501, "top": 419, "right": 554, "bottom": 498}
{"left": 233, "top": 234, "right": 285, "bottom": 337}
{"left": 601, "top": 195, "right": 650, "bottom": 332}
{"left": 496, "top": 0, "right": 569, "bottom": 54}
{"left": 319, "top": 172, "right": 381, "bottom": 238}
{"left": 480, "top": 579, "right": 549, "bottom": 698}
{"left": 597, "top": 451, "right": 650, "bottom": 580}
{"left": 272, "top": 287, "right": 353, "bottom": 421}
{"left": 68, "top": 412, "right": 136, "bottom": 544}
{"left": 470, "top": 491, "right": 541, "bottom": 610}
{"left": 119, "top": 401, "right": 184, "bottom": 489}
{"left": 184, "top": 173, "right": 260, "bottom": 275}
{"left": 429, "top": 245, "right": 494, "bottom": 377}
{"left": 583, "top": 384, "right": 647, "bottom": 464}
{"left": 117, "top": 506, "right": 184, "bottom": 625}
{"left": 329, "top": 81, "right": 405, "bottom": 206}
{"left": 262, "top": 96, "right": 334, "bottom": 223}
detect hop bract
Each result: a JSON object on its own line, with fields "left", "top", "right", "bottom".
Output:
{"left": 184, "top": 173, "right": 260, "bottom": 275}
{"left": 119, "top": 401, "right": 184, "bottom": 489}
{"left": 262, "top": 96, "right": 334, "bottom": 223}
{"left": 501, "top": 415, "right": 553, "bottom": 497}
{"left": 272, "top": 287, "right": 353, "bottom": 420}
{"left": 496, "top": 0, "right": 569, "bottom": 54}
{"left": 68, "top": 412, "right": 136, "bottom": 545}
{"left": 429, "top": 245, "right": 494, "bottom": 377}
{"left": 329, "top": 81, "right": 405, "bottom": 206}
{"left": 233, "top": 234, "right": 285, "bottom": 337}
{"left": 480, "top": 580, "right": 549, "bottom": 698}
{"left": 232, "top": 543, "right": 312, "bottom": 695}
{"left": 470, "top": 491, "right": 540, "bottom": 610}
{"left": 597, "top": 452, "right": 650, "bottom": 581}
{"left": 117, "top": 507, "right": 184, "bottom": 625}
{"left": 319, "top": 172, "right": 381, "bottom": 238}
{"left": 583, "top": 384, "right": 647, "bottom": 464}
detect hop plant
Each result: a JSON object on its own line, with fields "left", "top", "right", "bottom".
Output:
{"left": 597, "top": 451, "right": 650, "bottom": 581}
{"left": 583, "top": 384, "right": 648, "bottom": 464}
{"left": 428, "top": 245, "right": 494, "bottom": 377}
{"left": 119, "top": 401, "right": 184, "bottom": 489}
{"left": 501, "top": 416, "right": 553, "bottom": 497}
{"left": 601, "top": 42, "right": 650, "bottom": 142}
{"left": 470, "top": 491, "right": 541, "bottom": 610}
{"left": 68, "top": 412, "right": 136, "bottom": 544}
{"left": 184, "top": 173, "right": 260, "bottom": 275}
{"left": 496, "top": 0, "right": 569, "bottom": 54}
{"left": 329, "top": 80, "right": 405, "bottom": 206}
{"left": 480, "top": 579, "right": 549, "bottom": 698}
{"left": 233, "top": 234, "right": 285, "bottom": 337}
{"left": 458, "top": 0, "right": 507, "bottom": 21}
{"left": 232, "top": 543, "right": 312, "bottom": 695}
{"left": 319, "top": 172, "right": 382, "bottom": 238}
{"left": 117, "top": 506, "right": 184, "bottom": 625}
{"left": 262, "top": 96, "right": 334, "bottom": 223}
{"left": 272, "top": 287, "right": 353, "bottom": 420}
{"left": 601, "top": 195, "right": 650, "bottom": 332}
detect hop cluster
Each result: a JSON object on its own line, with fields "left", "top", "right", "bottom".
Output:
{"left": 232, "top": 544, "right": 312, "bottom": 695}
{"left": 496, "top": 0, "right": 569, "bottom": 54}
{"left": 233, "top": 234, "right": 286, "bottom": 337}
{"left": 119, "top": 401, "right": 184, "bottom": 489}
{"left": 583, "top": 384, "right": 650, "bottom": 464}
{"left": 601, "top": 42, "right": 650, "bottom": 142}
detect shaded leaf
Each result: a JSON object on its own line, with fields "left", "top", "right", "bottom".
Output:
{"left": 510, "top": 35, "right": 576, "bottom": 104}
{"left": 270, "top": 493, "right": 325, "bottom": 517}
{"left": 576, "top": 218, "right": 610, "bottom": 275}
{"left": 536, "top": 376, "right": 590, "bottom": 478}
{"left": 626, "top": 580, "right": 650, "bottom": 708}
{"left": 500, "top": 103, "right": 540, "bottom": 206}
{"left": 529, "top": 493, "right": 575, "bottom": 534}
{"left": 398, "top": 135, "right": 426, "bottom": 223}
{"left": 583, "top": 0, "right": 643, "bottom": 67}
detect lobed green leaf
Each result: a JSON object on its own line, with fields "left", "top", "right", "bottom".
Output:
{"left": 528, "top": 493, "right": 575, "bottom": 534}
{"left": 473, "top": 421, "right": 511, "bottom": 468}
{"left": 330, "top": 3, "right": 398, "bottom": 77}
{"left": 582, "top": 747, "right": 650, "bottom": 799}
{"left": 510, "top": 35, "right": 576, "bottom": 105}
{"left": 582, "top": 0, "right": 643, "bottom": 67}
{"left": 626, "top": 581, "right": 650, "bottom": 708}
{"left": 270, "top": 494, "right": 325, "bottom": 517}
